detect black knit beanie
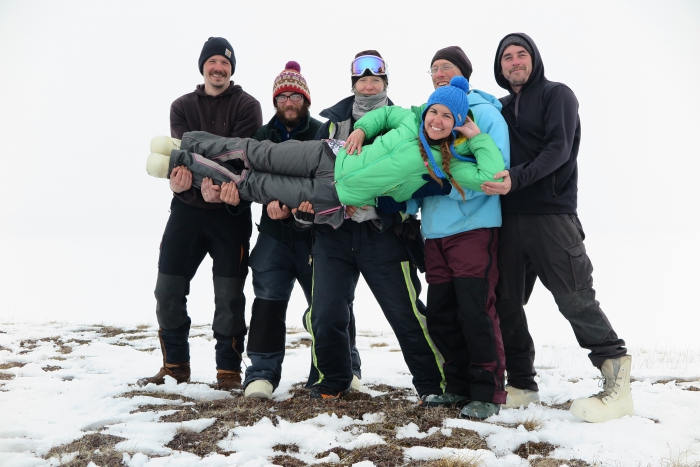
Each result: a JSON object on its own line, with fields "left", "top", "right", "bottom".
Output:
{"left": 198, "top": 37, "right": 236, "bottom": 75}
{"left": 351, "top": 49, "right": 388, "bottom": 88}
{"left": 431, "top": 46, "right": 473, "bottom": 80}
{"left": 498, "top": 35, "right": 534, "bottom": 61}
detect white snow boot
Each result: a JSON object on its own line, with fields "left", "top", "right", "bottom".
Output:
{"left": 502, "top": 385, "right": 540, "bottom": 409}
{"left": 150, "top": 135, "right": 181, "bottom": 155}
{"left": 570, "top": 355, "right": 634, "bottom": 423}
{"left": 244, "top": 379, "right": 273, "bottom": 399}
{"left": 146, "top": 136, "right": 181, "bottom": 179}
{"left": 146, "top": 152, "right": 170, "bottom": 178}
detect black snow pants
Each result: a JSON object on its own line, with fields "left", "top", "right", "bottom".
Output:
{"left": 495, "top": 213, "right": 627, "bottom": 391}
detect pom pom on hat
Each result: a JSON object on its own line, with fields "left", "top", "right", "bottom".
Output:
{"left": 272, "top": 61, "right": 311, "bottom": 106}
{"left": 284, "top": 61, "right": 301, "bottom": 72}
{"left": 423, "top": 76, "right": 470, "bottom": 129}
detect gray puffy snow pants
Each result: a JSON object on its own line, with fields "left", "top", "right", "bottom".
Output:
{"left": 170, "top": 131, "right": 342, "bottom": 216}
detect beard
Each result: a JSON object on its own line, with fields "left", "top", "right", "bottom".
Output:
{"left": 276, "top": 102, "right": 310, "bottom": 129}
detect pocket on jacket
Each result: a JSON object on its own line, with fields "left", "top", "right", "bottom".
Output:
{"left": 565, "top": 243, "right": 593, "bottom": 291}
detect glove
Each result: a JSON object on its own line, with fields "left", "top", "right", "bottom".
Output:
{"left": 350, "top": 206, "right": 379, "bottom": 223}
{"left": 293, "top": 209, "right": 315, "bottom": 225}
{"left": 376, "top": 196, "right": 407, "bottom": 214}
{"left": 411, "top": 174, "right": 452, "bottom": 199}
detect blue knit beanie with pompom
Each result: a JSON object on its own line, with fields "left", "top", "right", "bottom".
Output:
{"left": 419, "top": 76, "right": 474, "bottom": 179}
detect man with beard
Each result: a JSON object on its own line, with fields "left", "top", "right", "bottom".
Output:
{"left": 482, "top": 33, "right": 632, "bottom": 422}
{"left": 242, "top": 61, "right": 322, "bottom": 399}
{"left": 138, "top": 37, "right": 262, "bottom": 391}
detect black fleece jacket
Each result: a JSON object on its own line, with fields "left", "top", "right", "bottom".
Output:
{"left": 494, "top": 33, "right": 581, "bottom": 214}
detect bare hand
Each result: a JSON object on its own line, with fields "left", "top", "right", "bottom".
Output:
{"left": 453, "top": 116, "right": 481, "bottom": 140}
{"left": 345, "top": 205, "right": 358, "bottom": 217}
{"left": 481, "top": 170, "right": 511, "bottom": 195}
{"left": 344, "top": 129, "right": 366, "bottom": 155}
{"left": 169, "top": 166, "right": 192, "bottom": 193}
{"left": 291, "top": 201, "right": 314, "bottom": 215}
{"left": 201, "top": 177, "right": 223, "bottom": 203}
{"left": 267, "top": 200, "right": 291, "bottom": 220}
{"left": 220, "top": 182, "right": 241, "bottom": 206}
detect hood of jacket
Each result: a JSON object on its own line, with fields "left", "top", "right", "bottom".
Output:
{"left": 494, "top": 33, "right": 545, "bottom": 100}
{"left": 468, "top": 88, "right": 502, "bottom": 111}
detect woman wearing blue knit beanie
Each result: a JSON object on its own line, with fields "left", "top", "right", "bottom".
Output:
{"left": 379, "top": 76, "right": 510, "bottom": 420}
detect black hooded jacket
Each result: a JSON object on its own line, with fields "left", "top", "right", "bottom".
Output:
{"left": 494, "top": 33, "right": 581, "bottom": 214}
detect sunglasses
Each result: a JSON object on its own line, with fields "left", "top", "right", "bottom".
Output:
{"left": 351, "top": 55, "right": 387, "bottom": 76}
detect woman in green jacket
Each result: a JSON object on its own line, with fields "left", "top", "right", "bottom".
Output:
{"left": 151, "top": 76, "right": 504, "bottom": 227}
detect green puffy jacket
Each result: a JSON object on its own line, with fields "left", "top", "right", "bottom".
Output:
{"left": 333, "top": 105, "right": 505, "bottom": 207}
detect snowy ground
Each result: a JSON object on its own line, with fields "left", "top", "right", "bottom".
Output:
{"left": 1, "top": 321, "right": 699, "bottom": 467}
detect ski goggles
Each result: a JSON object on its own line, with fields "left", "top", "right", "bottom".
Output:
{"left": 351, "top": 55, "right": 387, "bottom": 76}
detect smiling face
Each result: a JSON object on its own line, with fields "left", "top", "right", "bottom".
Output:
{"left": 431, "top": 59, "right": 463, "bottom": 89}
{"left": 274, "top": 92, "right": 308, "bottom": 130}
{"left": 354, "top": 76, "right": 385, "bottom": 95}
{"left": 202, "top": 55, "right": 232, "bottom": 95}
{"left": 424, "top": 104, "right": 454, "bottom": 140}
{"left": 500, "top": 44, "right": 532, "bottom": 92}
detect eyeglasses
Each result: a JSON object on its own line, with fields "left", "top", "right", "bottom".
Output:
{"left": 351, "top": 55, "right": 387, "bottom": 76}
{"left": 428, "top": 63, "right": 455, "bottom": 75}
{"left": 275, "top": 93, "right": 304, "bottom": 103}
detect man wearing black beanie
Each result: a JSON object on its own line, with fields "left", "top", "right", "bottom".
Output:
{"left": 138, "top": 36, "right": 262, "bottom": 392}
{"left": 429, "top": 46, "right": 473, "bottom": 88}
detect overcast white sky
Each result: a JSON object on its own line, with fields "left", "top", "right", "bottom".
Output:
{"left": 1, "top": 0, "right": 698, "bottom": 240}
{"left": 1, "top": 1, "right": 699, "bottom": 337}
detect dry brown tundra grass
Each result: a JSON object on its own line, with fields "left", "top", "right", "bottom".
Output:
{"left": 46, "top": 378, "right": 585, "bottom": 465}
{"left": 529, "top": 458, "right": 593, "bottom": 467}
{"left": 514, "top": 440, "right": 556, "bottom": 458}
{"left": 44, "top": 433, "right": 126, "bottom": 466}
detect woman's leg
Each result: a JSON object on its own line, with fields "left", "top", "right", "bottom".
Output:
{"left": 181, "top": 131, "right": 333, "bottom": 177}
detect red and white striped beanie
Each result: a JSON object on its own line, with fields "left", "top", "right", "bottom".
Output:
{"left": 272, "top": 61, "right": 311, "bottom": 106}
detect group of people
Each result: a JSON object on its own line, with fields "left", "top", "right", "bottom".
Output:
{"left": 140, "top": 33, "right": 634, "bottom": 423}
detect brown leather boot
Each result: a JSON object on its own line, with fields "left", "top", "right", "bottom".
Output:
{"left": 137, "top": 362, "right": 191, "bottom": 387}
{"left": 216, "top": 369, "right": 242, "bottom": 390}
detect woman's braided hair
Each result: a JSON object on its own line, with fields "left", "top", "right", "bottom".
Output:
{"left": 417, "top": 135, "right": 466, "bottom": 200}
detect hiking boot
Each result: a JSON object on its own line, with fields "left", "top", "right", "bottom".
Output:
{"left": 502, "top": 385, "right": 540, "bottom": 409}
{"left": 137, "top": 362, "right": 190, "bottom": 387}
{"left": 216, "top": 369, "right": 243, "bottom": 390}
{"left": 351, "top": 374, "right": 362, "bottom": 391}
{"left": 244, "top": 379, "right": 273, "bottom": 399}
{"left": 460, "top": 401, "right": 500, "bottom": 420}
{"left": 150, "top": 135, "right": 181, "bottom": 156}
{"left": 570, "top": 355, "right": 633, "bottom": 423}
{"left": 309, "top": 385, "right": 347, "bottom": 400}
{"left": 419, "top": 392, "right": 469, "bottom": 407}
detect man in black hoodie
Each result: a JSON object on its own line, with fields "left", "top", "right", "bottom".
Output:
{"left": 138, "top": 37, "right": 262, "bottom": 391}
{"left": 482, "top": 33, "right": 633, "bottom": 423}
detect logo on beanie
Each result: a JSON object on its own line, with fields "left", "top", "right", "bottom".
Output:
{"left": 225, "top": 49, "right": 232, "bottom": 59}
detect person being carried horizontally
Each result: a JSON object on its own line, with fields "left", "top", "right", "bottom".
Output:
{"left": 147, "top": 76, "right": 505, "bottom": 231}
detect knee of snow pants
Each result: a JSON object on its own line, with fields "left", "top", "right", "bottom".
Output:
{"left": 212, "top": 276, "right": 247, "bottom": 338}
{"left": 155, "top": 273, "right": 190, "bottom": 330}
